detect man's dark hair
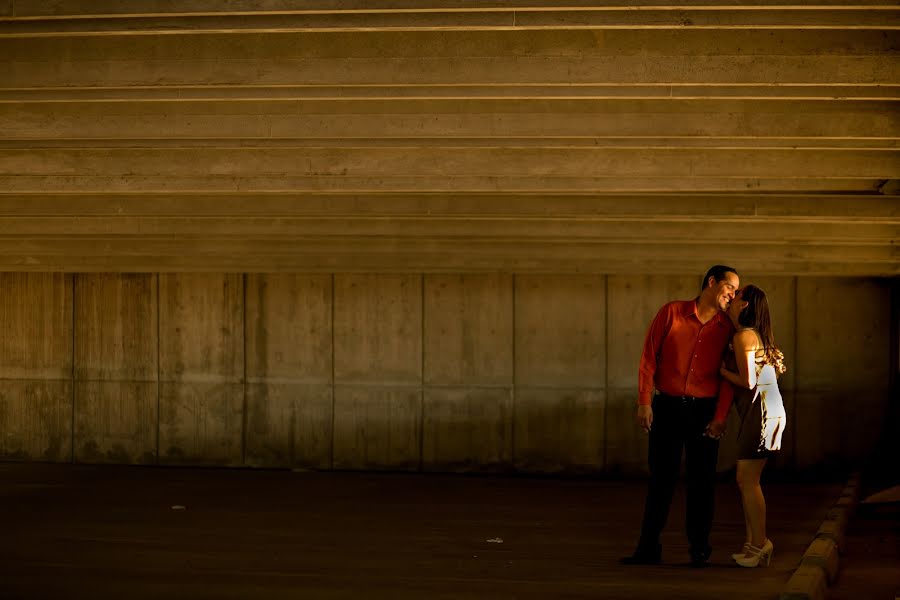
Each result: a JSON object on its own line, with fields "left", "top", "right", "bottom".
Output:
{"left": 700, "top": 265, "right": 738, "bottom": 291}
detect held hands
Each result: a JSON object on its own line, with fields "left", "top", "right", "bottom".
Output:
{"left": 704, "top": 420, "right": 726, "bottom": 440}
{"left": 635, "top": 405, "right": 723, "bottom": 438}
{"left": 636, "top": 405, "right": 653, "bottom": 433}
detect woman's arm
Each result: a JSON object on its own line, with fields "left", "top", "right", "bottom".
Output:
{"left": 719, "top": 330, "right": 758, "bottom": 389}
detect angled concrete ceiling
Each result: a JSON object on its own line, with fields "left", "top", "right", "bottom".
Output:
{"left": 0, "top": 1, "right": 898, "bottom": 274}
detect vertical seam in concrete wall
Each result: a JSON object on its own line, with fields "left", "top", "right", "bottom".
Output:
{"left": 511, "top": 273, "right": 517, "bottom": 469}
{"left": 241, "top": 273, "right": 248, "bottom": 467}
{"left": 330, "top": 273, "right": 336, "bottom": 470}
{"left": 603, "top": 274, "right": 609, "bottom": 470}
{"left": 891, "top": 279, "right": 900, "bottom": 404}
{"left": 419, "top": 273, "right": 425, "bottom": 472}
{"left": 156, "top": 273, "right": 161, "bottom": 465}
{"left": 70, "top": 274, "right": 76, "bottom": 464}
{"left": 792, "top": 275, "right": 799, "bottom": 467}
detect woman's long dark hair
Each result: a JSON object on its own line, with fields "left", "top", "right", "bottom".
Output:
{"left": 737, "top": 284, "right": 787, "bottom": 375}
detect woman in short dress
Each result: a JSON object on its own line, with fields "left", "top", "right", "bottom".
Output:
{"left": 719, "top": 284, "right": 787, "bottom": 568}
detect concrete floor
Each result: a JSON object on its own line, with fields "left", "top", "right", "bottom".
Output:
{"left": 1, "top": 463, "right": 843, "bottom": 600}
{"left": 829, "top": 492, "right": 900, "bottom": 600}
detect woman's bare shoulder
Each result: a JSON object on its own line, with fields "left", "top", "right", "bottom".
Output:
{"left": 733, "top": 328, "right": 762, "bottom": 349}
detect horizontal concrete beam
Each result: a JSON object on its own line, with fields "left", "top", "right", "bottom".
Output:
{"left": 4, "top": 29, "right": 894, "bottom": 61}
{"left": 2, "top": 193, "right": 897, "bottom": 218}
{"left": 3, "top": 147, "right": 896, "bottom": 178}
{"left": 3, "top": 138, "right": 898, "bottom": 150}
{"left": 4, "top": 103, "right": 896, "bottom": 140}
{"left": 4, "top": 55, "right": 896, "bottom": 87}
{"left": 4, "top": 85, "right": 900, "bottom": 103}
{"left": 8, "top": 0, "right": 898, "bottom": 20}
{"left": 2, "top": 8, "right": 899, "bottom": 36}
{"left": 1, "top": 176, "right": 887, "bottom": 194}
{"left": 1, "top": 217, "right": 896, "bottom": 243}
{"left": 0, "top": 237, "right": 896, "bottom": 275}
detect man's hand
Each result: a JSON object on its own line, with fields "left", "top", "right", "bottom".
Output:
{"left": 636, "top": 405, "right": 653, "bottom": 433}
{"left": 704, "top": 420, "right": 726, "bottom": 440}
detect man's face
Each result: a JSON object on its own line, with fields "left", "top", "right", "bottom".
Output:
{"left": 711, "top": 272, "right": 739, "bottom": 312}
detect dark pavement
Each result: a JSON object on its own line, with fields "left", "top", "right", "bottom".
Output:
{"left": 1, "top": 463, "right": 844, "bottom": 599}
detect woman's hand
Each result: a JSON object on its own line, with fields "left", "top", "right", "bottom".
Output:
{"left": 704, "top": 420, "right": 726, "bottom": 440}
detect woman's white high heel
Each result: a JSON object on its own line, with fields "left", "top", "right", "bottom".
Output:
{"left": 735, "top": 539, "right": 773, "bottom": 567}
{"left": 731, "top": 543, "right": 750, "bottom": 561}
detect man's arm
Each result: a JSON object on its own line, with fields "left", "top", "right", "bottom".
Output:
{"left": 707, "top": 337, "right": 737, "bottom": 437}
{"left": 705, "top": 379, "right": 733, "bottom": 439}
{"left": 636, "top": 303, "right": 672, "bottom": 431}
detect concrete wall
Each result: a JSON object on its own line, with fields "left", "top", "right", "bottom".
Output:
{"left": 1, "top": 272, "right": 892, "bottom": 473}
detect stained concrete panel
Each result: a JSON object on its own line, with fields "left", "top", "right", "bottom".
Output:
{"left": 244, "top": 383, "right": 332, "bottom": 469}
{"left": 74, "top": 381, "right": 157, "bottom": 464}
{"left": 424, "top": 274, "right": 512, "bottom": 386}
{"left": 74, "top": 273, "right": 157, "bottom": 381}
{"left": 793, "top": 387, "right": 889, "bottom": 469}
{"left": 158, "top": 382, "right": 243, "bottom": 466}
{"left": 794, "top": 278, "right": 892, "bottom": 468}
{"left": 793, "top": 391, "right": 833, "bottom": 469}
{"left": 332, "top": 386, "right": 421, "bottom": 471}
{"left": 604, "top": 389, "right": 649, "bottom": 475}
{"left": 796, "top": 277, "right": 891, "bottom": 390}
{"left": 245, "top": 274, "right": 332, "bottom": 383}
{"left": 513, "top": 389, "right": 604, "bottom": 472}
{"left": 0, "top": 273, "right": 72, "bottom": 380}
{"left": 158, "top": 273, "right": 244, "bottom": 382}
{"left": 0, "top": 380, "right": 72, "bottom": 462}
{"left": 514, "top": 275, "right": 605, "bottom": 387}
{"left": 334, "top": 274, "right": 422, "bottom": 382}
{"left": 422, "top": 387, "right": 513, "bottom": 472}
{"left": 244, "top": 274, "right": 333, "bottom": 468}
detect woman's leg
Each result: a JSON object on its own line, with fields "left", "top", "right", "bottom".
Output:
{"left": 736, "top": 458, "right": 768, "bottom": 547}
{"left": 742, "top": 493, "right": 752, "bottom": 546}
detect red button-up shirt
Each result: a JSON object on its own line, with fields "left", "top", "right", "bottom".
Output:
{"left": 638, "top": 299, "right": 734, "bottom": 422}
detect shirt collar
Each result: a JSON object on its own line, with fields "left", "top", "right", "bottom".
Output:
{"left": 684, "top": 298, "right": 700, "bottom": 318}
{"left": 687, "top": 298, "right": 730, "bottom": 328}
{"left": 684, "top": 296, "right": 700, "bottom": 317}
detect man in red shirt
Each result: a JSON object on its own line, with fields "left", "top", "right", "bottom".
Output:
{"left": 621, "top": 265, "right": 739, "bottom": 567}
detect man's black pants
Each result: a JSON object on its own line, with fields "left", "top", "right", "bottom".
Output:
{"left": 636, "top": 393, "right": 720, "bottom": 557}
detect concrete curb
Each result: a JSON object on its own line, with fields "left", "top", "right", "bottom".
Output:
{"left": 779, "top": 472, "right": 861, "bottom": 600}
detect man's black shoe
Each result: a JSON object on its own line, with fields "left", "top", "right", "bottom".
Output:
{"left": 689, "top": 547, "right": 712, "bottom": 568}
{"left": 620, "top": 551, "right": 662, "bottom": 566}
